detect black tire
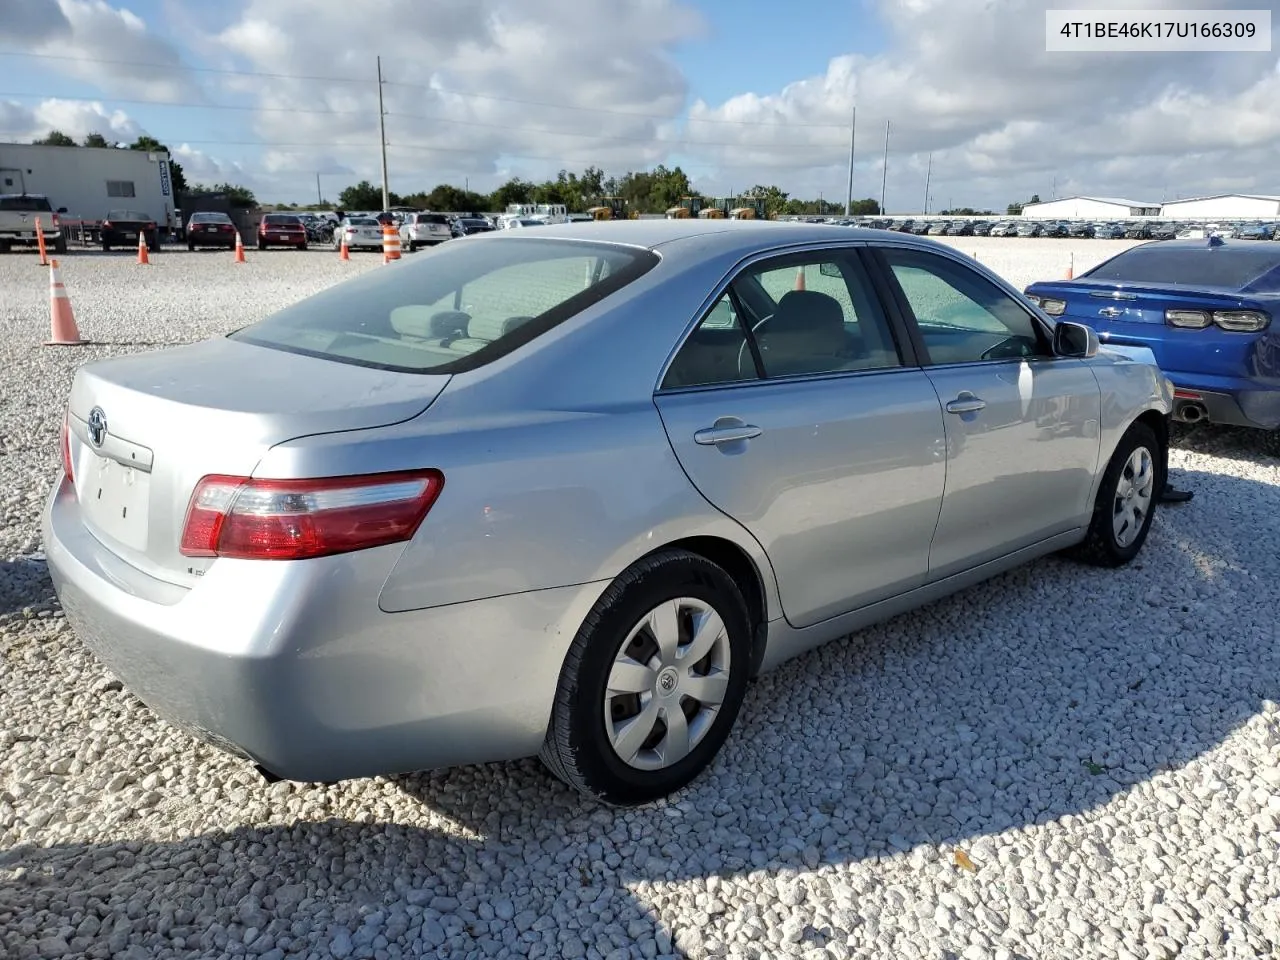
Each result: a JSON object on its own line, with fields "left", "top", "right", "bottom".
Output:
{"left": 54, "top": 235, "right": 68, "bottom": 254}
{"left": 408, "top": 240, "right": 417, "bottom": 252}
{"left": 188, "top": 242, "right": 195, "bottom": 251}
{"left": 540, "top": 550, "right": 752, "bottom": 806}
{"left": 101, "top": 241, "right": 110, "bottom": 252}
{"left": 257, "top": 240, "right": 266, "bottom": 250}
{"left": 1067, "top": 421, "right": 1162, "bottom": 567}
{"left": 299, "top": 242, "right": 308, "bottom": 251}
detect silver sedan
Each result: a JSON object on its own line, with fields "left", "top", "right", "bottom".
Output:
{"left": 44, "top": 221, "right": 1172, "bottom": 806}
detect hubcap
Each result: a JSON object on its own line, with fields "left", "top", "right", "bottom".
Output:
{"left": 1112, "top": 445, "right": 1155, "bottom": 547}
{"left": 604, "top": 597, "right": 732, "bottom": 771}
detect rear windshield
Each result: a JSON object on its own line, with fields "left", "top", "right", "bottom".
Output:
{"left": 263, "top": 214, "right": 299, "bottom": 224}
{"left": 421, "top": 214, "right": 450, "bottom": 224}
{"left": 0, "top": 196, "right": 53, "bottom": 212}
{"left": 1085, "top": 244, "right": 1280, "bottom": 290}
{"left": 231, "top": 238, "right": 659, "bottom": 373}
{"left": 192, "top": 212, "right": 231, "bottom": 222}
{"left": 348, "top": 217, "right": 378, "bottom": 226}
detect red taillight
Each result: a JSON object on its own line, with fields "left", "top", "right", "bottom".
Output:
{"left": 102, "top": 220, "right": 112, "bottom": 229}
{"left": 179, "top": 470, "right": 444, "bottom": 561}
{"left": 60, "top": 414, "right": 74, "bottom": 484}
{"left": 51, "top": 212, "right": 60, "bottom": 228}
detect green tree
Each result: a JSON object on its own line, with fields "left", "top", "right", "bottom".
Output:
{"left": 338, "top": 180, "right": 384, "bottom": 210}
{"left": 489, "top": 177, "right": 535, "bottom": 210}
{"left": 849, "top": 198, "right": 881, "bottom": 215}
{"left": 1007, "top": 193, "right": 1040, "bottom": 216}
{"left": 743, "top": 185, "right": 790, "bottom": 219}
{"left": 191, "top": 182, "right": 257, "bottom": 208}
{"left": 82, "top": 132, "right": 113, "bottom": 148}
{"left": 34, "top": 130, "right": 77, "bottom": 146}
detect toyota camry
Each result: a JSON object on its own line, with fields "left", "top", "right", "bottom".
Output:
{"left": 45, "top": 221, "right": 1172, "bottom": 806}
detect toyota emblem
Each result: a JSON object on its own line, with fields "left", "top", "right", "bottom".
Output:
{"left": 87, "top": 407, "right": 108, "bottom": 448}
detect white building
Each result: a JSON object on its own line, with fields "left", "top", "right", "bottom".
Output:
{"left": 1020, "top": 196, "right": 1160, "bottom": 220}
{"left": 1158, "top": 194, "right": 1280, "bottom": 219}
{"left": 0, "top": 143, "right": 178, "bottom": 226}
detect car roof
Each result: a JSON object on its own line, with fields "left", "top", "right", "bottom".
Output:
{"left": 470, "top": 219, "right": 967, "bottom": 262}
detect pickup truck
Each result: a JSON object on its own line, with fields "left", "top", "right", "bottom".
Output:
{"left": 0, "top": 194, "right": 68, "bottom": 253}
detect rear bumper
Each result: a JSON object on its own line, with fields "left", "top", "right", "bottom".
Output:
{"left": 43, "top": 475, "right": 605, "bottom": 782}
{"left": 1167, "top": 381, "right": 1280, "bottom": 430}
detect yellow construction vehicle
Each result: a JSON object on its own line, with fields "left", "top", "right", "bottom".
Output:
{"left": 698, "top": 198, "right": 729, "bottom": 219}
{"left": 728, "top": 197, "right": 768, "bottom": 219}
{"left": 667, "top": 196, "right": 708, "bottom": 219}
{"left": 586, "top": 197, "right": 631, "bottom": 220}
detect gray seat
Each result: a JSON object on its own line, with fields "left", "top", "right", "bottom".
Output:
{"left": 756, "top": 290, "right": 847, "bottom": 377}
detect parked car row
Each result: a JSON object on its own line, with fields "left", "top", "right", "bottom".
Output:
{"left": 784, "top": 215, "right": 1280, "bottom": 242}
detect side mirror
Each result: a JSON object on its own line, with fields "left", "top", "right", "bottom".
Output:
{"left": 1053, "top": 320, "right": 1099, "bottom": 359}
{"left": 819, "top": 262, "right": 842, "bottom": 278}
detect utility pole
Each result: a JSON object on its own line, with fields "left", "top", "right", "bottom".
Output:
{"left": 844, "top": 103, "right": 856, "bottom": 216}
{"left": 922, "top": 153, "right": 932, "bottom": 215}
{"left": 316, "top": 173, "right": 322, "bottom": 206}
{"left": 377, "top": 55, "right": 390, "bottom": 212}
{"left": 880, "top": 120, "right": 890, "bottom": 216}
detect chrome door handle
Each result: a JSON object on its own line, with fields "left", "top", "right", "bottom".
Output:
{"left": 694, "top": 423, "right": 763, "bottom": 445}
{"left": 945, "top": 393, "right": 987, "bottom": 415}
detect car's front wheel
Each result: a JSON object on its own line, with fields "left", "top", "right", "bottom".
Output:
{"left": 540, "top": 550, "right": 752, "bottom": 806}
{"left": 1068, "top": 421, "right": 1161, "bottom": 567}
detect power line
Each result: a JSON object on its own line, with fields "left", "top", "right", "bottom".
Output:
{"left": 0, "top": 49, "right": 852, "bottom": 129}
{"left": 0, "top": 90, "right": 847, "bottom": 150}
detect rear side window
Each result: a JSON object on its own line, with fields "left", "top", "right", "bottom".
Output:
{"left": 1085, "top": 245, "right": 1280, "bottom": 291}
{"left": 1, "top": 196, "right": 53, "bottom": 212}
{"left": 231, "top": 238, "right": 659, "bottom": 373}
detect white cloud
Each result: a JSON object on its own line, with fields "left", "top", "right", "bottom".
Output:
{"left": 6, "top": 0, "right": 1280, "bottom": 207}
{"left": 0, "top": 98, "right": 142, "bottom": 143}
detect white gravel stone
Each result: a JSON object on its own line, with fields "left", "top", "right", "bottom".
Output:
{"left": 1, "top": 241, "right": 1279, "bottom": 959}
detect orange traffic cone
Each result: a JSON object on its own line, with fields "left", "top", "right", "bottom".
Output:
{"left": 339, "top": 237, "right": 350, "bottom": 261}
{"left": 234, "top": 231, "right": 246, "bottom": 263}
{"left": 45, "top": 260, "right": 87, "bottom": 346}
{"left": 35, "top": 216, "right": 49, "bottom": 266}
{"left": 137, "top": 233, "right": 150, "bottom": 265}
{"left": 1065, "top": 253, "right": 1074, "bottom": 280}
{"left": 794, "top": 265, "right": 806, "bottom": 291}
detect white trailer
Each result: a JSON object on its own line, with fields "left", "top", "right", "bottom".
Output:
{"left": 0, "top": 143, "right": 178, "bottom": 229}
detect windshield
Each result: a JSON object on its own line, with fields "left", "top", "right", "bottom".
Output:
{"left": 230, "top": 238, "right": 659, "bottom": 373}
{"left": 0, "top": 196, "right": 53, "bottom": 212}
{"left": 1085, "top": 244, "right": 1280, "bottom": 291}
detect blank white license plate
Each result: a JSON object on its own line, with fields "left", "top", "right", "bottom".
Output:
{"left": 122, "top": 232, "right": 136, "bottom": 239}
{"left": 81, "top": 454, "right": 150, "bottom": 551}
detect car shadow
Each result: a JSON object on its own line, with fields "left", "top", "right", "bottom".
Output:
{"left": 2, "top": 469, "right": 1277, "bottom": 959}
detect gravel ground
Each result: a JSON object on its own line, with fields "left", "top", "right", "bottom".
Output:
{"left": 2, "top": 240, "right": 1280, "bottom": 960}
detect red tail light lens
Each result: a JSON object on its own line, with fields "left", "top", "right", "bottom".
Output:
{"left": 60, "top": 414, "right": 74, "bottom": 484}
{"left": 180, "top": 470, "right": 444, "bottom": 560}
{"left": 51, "top": 212, "right": 60, "bottom": 228}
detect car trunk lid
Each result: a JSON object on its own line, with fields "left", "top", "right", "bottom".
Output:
{"left": 66, "top": 337, "right": 449, "bottom": 587}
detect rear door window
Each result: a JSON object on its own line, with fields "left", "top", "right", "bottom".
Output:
{"left": 232, "top": 238, "right": 658, "bottom": 373}
{"left": 0, "top": 196, "right": 53, "bottom": 212}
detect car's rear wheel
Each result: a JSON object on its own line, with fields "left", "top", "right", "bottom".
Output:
{"left": 257, "top": 240, "right": 266, "bottom": 250}
{"left": 299, "top": 242, "right": 308, "bottom": 251}
{"left": 540, "top": 550, "right": 752, "bottom": 806}
{"left": 54, "top": 235, "right": 68, "bottom": 254}
{"left": 101, "top": 241, "right": 110, "bottom": 252}
{"left": 1068, "top": 421, "right": 1160, "bottom": 567}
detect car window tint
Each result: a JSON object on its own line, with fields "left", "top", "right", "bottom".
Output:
{"left": 745, "top": 255, "right": 902, "bottom": 378}
{"left": 662, "top": 293, "right": 757, "bottom": 389}
{"left": 882, "top": 249, "right": 1049, "bottom": 364}
{"left": 0, "top": 196, "right": 53, "bottom": 212}
{"left": 1085, "top": 245, "right": 1280, "bottom": 290}
{"left": 231, "top": 238, "right": 658, "bottom": 373}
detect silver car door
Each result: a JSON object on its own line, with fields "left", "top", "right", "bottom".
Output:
{"left": 654, "top": 248, "right": 947, "bottom": 629}
{"left": 874, "top": 246, "right": 1102, "bottom": 580}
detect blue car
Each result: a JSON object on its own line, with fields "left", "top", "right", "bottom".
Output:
{"left": 1025, "top": 237, "right": 1280, "bottom": 431}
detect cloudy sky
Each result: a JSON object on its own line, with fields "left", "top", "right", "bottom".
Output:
{"left": 1, "top": 0, "right": 1278, "bottom": 210}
